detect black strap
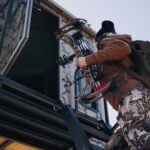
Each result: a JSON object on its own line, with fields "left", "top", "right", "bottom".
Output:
{"left": 112, "top": 62, "right": 150, "bottom": 89}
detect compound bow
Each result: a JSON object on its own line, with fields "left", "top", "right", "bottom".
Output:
{"left": 55, "top": 18, "right": 110, "bottom": 102}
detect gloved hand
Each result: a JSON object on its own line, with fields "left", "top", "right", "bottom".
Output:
{"left": 105, "top": 133, "right": 122, "bottom": 150}
{"left": 105, "top": 129, "right": 129, "bottom": 150}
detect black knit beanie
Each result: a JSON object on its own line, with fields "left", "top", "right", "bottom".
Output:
{"left": 95, "top": 20, "right": 116, "bottom": 41}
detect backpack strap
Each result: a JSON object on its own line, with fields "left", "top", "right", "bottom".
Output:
{"left": 112, "top": 62, "right": 150, "bottom": 89}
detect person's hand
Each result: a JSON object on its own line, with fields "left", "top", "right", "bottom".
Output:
{"left": 105, "top": 129, "right": 125, "bottom": 150}
{"left": 76, "top": 57, "right": 87, "bottom": 68}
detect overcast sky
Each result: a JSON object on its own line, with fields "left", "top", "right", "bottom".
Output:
{"left": 53, "top": 0, "right": 150, "bottom": 125}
